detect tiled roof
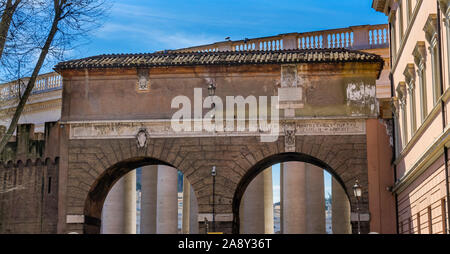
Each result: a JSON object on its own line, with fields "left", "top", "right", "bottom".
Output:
{"left": 54, "top": 48, "right": 384, "bottom": 71}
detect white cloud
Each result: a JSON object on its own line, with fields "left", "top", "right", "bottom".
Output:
{"left": 95, "top": 22, "right": 221, "bottom": 50}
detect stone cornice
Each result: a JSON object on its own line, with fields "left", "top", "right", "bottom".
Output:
{"left": 372, "top": 0, "right": 390, "bottom": 14}
{"left": 0, "top": 89, "right": 62, "bottom": 110}
{"left": 0, "top": 99, "right": 61, "bottom": 116}
{"left": 403, "top": 63, "right": 416, "bottom": 86}
{"left": 412, "top": 41, "right": 427, "bottom": 67}
{"left": 423, "top": 14, "right": 438, "bottom": 45}
{"left": 396, "top": 81, "right": 407, "bottom": 105}
{"left": 439, "top": 0, "right": 450, "bottom": 15}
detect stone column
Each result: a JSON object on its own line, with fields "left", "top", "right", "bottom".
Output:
{"left": 282, "top": 162, "right": 307, "bottom": 234}
{"left": 140, "top": 165, "right": 158, "bottom": 234}
{"left": 332, "top": 178, "right": 351, "bottom": 234}
{"left": 263, "top": 168, "right": 274, "bottom": 234}
{"left": 182, "top": 176, "right": 191, "bottom": 234}
{"left": 156, "top": 165, "right": 178, "bottom": 234}
{"left": 240, "top": 170, "right": 265, "bottom": 234}
{"left": 306, "top": 164, "right": 325, "bottom": 234}
{"left": 101, "top": 170, "right": 136, "bottom": 234}
{"left": 280, "top": 163, "right": 284, "bottom": 234}
{"left": 189, "top": 181, "right": 199, "bottom": 234}
{"left": 101, "top": 177, "right": 124, "bottom": 234}
{"left": 123, "top": 170, "right": 137, "bottom": 234}
{"left": 240, "top": 167, "right": 273, "bottom": 234}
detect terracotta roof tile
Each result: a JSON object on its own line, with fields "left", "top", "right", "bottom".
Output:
{"left": 54, "top": 48, "right": 384, "bottom": 71}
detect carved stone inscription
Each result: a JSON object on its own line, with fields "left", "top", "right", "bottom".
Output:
{"left": 69, "top": 119, "right": 365, "bottom": 139}
{"left": 295, "top": 120, "right": 365, "bottom": 135}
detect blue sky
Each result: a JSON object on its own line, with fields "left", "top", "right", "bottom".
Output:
{"left": 66, "top": 0, "right": 387, "bottom": 60}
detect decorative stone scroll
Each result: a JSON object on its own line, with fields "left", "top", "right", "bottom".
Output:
{"left": 136, "top": 68, "right": 150, "bottom": 92}
{"left": 283, "top": 121, "right": 296, "bottom": 152}
{"left": 136, "top": 128, "right": 149, "bottom": 148}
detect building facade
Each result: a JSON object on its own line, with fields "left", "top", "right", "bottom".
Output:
{"left": 372, "top": 0, "right": 450, "bottom": 234}
{"left": 0, "top": 24, "right": 396, "bottom": 234}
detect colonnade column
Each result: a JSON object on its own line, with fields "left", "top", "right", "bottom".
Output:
{"left": 123, "top": 170, "right": 137, "bottom": 234}
{"left": 140, "top": 165, "right": 158, "bottom": 234}
{"left": 263, "top": 168, "right": 274, "bottom": 234}
{"left": 332, "top": 178, "right": 351, "bottom": 234}
{"left": 156, "top": 165, "right": 179, "bottom": 234}
{"left": 182, "top": 176, "right": 199, "bottom": 234}
{"left": 281, "top": 162, "right": 307, "bottom": 234}
{"left": 189, "top": 183, "right": 199, "bottom": 234}
{"left": 101, "top": 170, "right": 136, "bottom": 234}
{"left": 281, "top": 162, "right": 325, "bottom": 234}
{"left": 240, "top": 167, "right": 273, "bottom": 234}
{"left": 306, "top": 164, "right": 325, "bottom": 234}
{"left": 182, "top": 176, "right": 191, "bottom": 234}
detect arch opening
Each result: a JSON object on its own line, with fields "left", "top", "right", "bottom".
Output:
{"left": 83, "top": 157, "right": 199, "bottom": 234}
{"left": 233, "top": 152, "right": 353, "bottom": 234}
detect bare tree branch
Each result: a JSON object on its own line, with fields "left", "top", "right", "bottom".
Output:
{"left": 0, "top": 0, "right": 22, "bottom": 59}
{"left": 0, "top": 0, "right": 110, "bottom": 153}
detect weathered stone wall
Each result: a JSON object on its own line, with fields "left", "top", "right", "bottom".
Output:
{"left": 59, "top": 62, "right": 380, "bottom": 123}
{"left": 0, "top": 122, "right": 60, "bottom": 233}
{"left": 0, "top": 158, "right": 59, "bottom": 233}
{"left": 62, "top": 133, "right": 370, "bottom": 234}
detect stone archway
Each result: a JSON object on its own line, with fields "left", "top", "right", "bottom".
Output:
{"left": 63, "top": 130, "right": 370, "bottom": 234}
{"left": 232, "top": 152, "right": 351, "bottom": 234}
{"left": 82, "top": 156, "right": 175, "bottom": 234}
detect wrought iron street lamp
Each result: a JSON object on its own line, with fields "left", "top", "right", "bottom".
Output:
{"left": 211, "top": 166, "right": 217, "bottom": 232}
{"left": 208, "top": 83, "right": 216, "bottom": 97}
{"left": 353, "top": 179, "right": 362, "bottom": 234}
{"left": 208, "top": 83, "right": 216, "bottom": 109}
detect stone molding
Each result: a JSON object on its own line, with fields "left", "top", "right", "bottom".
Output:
{"left": 403, "top": 64, "right": 416, "bottom": 88}
{"left": 413, "top": 41, "right": 427, "bottom": 71}
{"left": 396, "top": 82, "right": 407, "bottom": 107}
{"left": 423, "top": 14, "right": 438, "bottom": 47}
{"left": 68, "top": 119, "right": 366, "bottom": 140}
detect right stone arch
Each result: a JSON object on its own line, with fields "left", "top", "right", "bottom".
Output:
{"left": 232, "top": 149, "right": 365, "bottom": 234}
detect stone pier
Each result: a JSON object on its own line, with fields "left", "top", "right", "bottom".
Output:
{"left": 332, "top": 178, "right": 351, "bottom": 234}
{"left": 240, "top": 167, "right": 273, "bottom": 234}
{"left": 140, "top": 165, "right": 158, "bottom": 234}
{"left": 101, "top": 171, "right": 136, "bottom": 234}
{"left": 156, "top": 165, "right": 179, "bottom": 234}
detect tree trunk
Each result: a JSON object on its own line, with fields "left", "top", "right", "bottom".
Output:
{"left": 0, "top": 3, "right": 61, "bottom": 154}
{"left": 0, "top": 0, "right": 21, "bottom": 59}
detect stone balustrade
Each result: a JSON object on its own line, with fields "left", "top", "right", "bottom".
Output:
{"left": 173, "top": 24, "right": 388, "bottom": 53}
{"left": 0, "top": 72, "right": 62, "bottom": 101}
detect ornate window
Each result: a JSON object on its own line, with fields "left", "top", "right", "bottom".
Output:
{"left": 406, "top": 0, "right": 412, "bottom": 23}
{"left": 397, "top": 82, "right": 408, "bottom": 146}
{"left": 390, "top": 12, "right": 398, "bottom": 60}
{"left": 404, "top": 64, "right": 417, "bottom": 134}
{"left": 398, "top": 0, "right": 405, "bottom": 40}
{"left": 440, "top": 0, "right": 450, "bottom": 90}
{"left": 413, "top": 41, "right": 428, "bottom": 123}
{"left": 424, "top": 14, "right": 442, "bottom": 105}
